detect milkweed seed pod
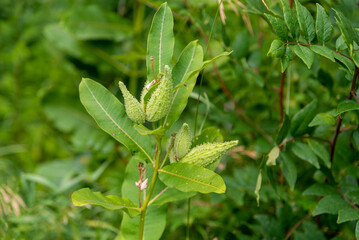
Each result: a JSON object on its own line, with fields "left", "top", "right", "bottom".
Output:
{"left": 174, "top": 123, "right": 192, "bottom": 159}
{"left": 181, "top": 140, "right": 238, "bottom": 167}
{"left": 145, "top": 65, "right": 173, "bottom": 122}
{"left": 118, "top": 81, "right": 146, "bottom": 124}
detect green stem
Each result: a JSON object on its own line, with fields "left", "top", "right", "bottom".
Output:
{"left": 138, "top": 138, "right": 162, "bottom": 240}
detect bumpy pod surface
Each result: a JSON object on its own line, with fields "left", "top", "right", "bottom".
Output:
{"left": 145, "top": 65, "right": 173, "bottom": 122}
{"left": 119, "top": 81, "right": 146, "bottom": 124}
{"left": 181, "top": 140, "right": 238, "bottom": 167}
{"left": 174, "top": 123, "right": 192, "bottom": 159}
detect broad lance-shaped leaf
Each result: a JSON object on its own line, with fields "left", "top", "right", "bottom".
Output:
{"left": 316, "top": 4, "right": 333, "bottom": 45}
{"left": 280, "top": 0, "right": 299, "bottom": 40}
{"left": 174, "top": 51, "right": 232, "bottom": 90}
{"left": 72, "top": 188, "right": 140, "bottom": 217}
{"left": 308, "top": 139, "right": 331, "bottom": 168}
{"left": 79, "top": 79, "right": 154, "bottom": 162}
{"left": 163, "top": 41, "right": 203, "bottom": 129}
{"left": 146, "top": 2, "right": 174, "bottom": 80}
{"left": 309, "top": 112, "right": 336, "bottom": 127}
{"left": 265, "top": 14, "right": 288, "bottom": 42}
{"left": 333, "top": 52, "right": 355, "bottom": 74}
{"left": 280, "top": 152, "right": 297, "bottom": 191}
{"left": 158, "top": 162, "right": 226, "bottom": 194}
{"left": 292, "top": 45, "right": 314, "bottom": 69}
{"left": 295, "top": 0, "right": 315, "bottom": 43}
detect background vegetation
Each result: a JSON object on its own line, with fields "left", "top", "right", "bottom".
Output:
{"left": 1, "top": 0, "right": 359, "bottom": 239}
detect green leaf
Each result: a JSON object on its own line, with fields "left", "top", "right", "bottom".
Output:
{"left": 315, "top": 4, "right": 333, "bottom": 45}
{"left": 119, "top": 156, "right": 167, "bottom": 240}
{"left": 310, "top": 45, "right": 335, "bottom": 62}
{"left": 267, "top": 40, "right": 285, "bottom": 58}
{"left": 337, "top": 100, "right": 359, "bottom": 115}
{"left": 280, "top": 152, "right": 297, "bottom": 190}
{"left": 292, "top": 45, "right": 314, "bottom": 69}
{"left": 356, "top": 221, "right": 359, "bottom": 240}
{"left": 134, "top": 124, "right": 165, "bottom": 136}
{"left": 192, "top": 127, "right": 224, "bottom": 147}
{"left": 295, "top": 0, "right": 315, "bottom": 43}
{"left": 313, "top": 195, "right": 350, "bottom": 216}
{"left": 275, "top": 114, "right": 291, "bottom": 145}
{"left": 280, "top": 0, "right": 300, "bottom": 40}
{"left": 266, "top": 146, "right": 279, "bottom": 166}
{"left": 334, "top": 9, "right": 359, "bottom": 50}
{"left": 265, "top": 14, "right": 288, "bottom": 42}
{"left": 149, "top": 188, "right": 197, "bottom": 205}
{"left": 162, "top": 41, "right": 203, "bottom": 129}
{"left": 290, "top": 100, "right": 317, "bottom": 137}
{"left": 309, "top": 112, "right": 336, "bottom": 126}
{"left": 337, "top": 208, "right": 359, "bottom": 223}
{"left": 174, "top": 51, "right": 232, "bottom": 90}
{"left": 146, "top": 2, "right": 174, "bottom": 80}
{"left": 333, "top": 51, "right": 355, "bottom": 74}
{"left": 308, "top": 140, "right": 331, "bottom": 168}
{"left": 352, "top": 51, "right": 359, "bottom": 68}
{"left": 158, "top": 162, "right": 226, "bottom": 194}
{"left": 291, "top": 142, "right": 319, "bottom": 169}
{"left": 72, "top": 188, "right": 140, "bottom": 217}
{"left": 79, "top": 78, "right": 154, "bottom": 162}
{"left": 303, "top": 183, "right": 338, "bottom": 196}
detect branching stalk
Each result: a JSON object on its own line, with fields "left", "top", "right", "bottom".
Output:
{"left": 138, "top": 138, "right": 162, "bottom": 240}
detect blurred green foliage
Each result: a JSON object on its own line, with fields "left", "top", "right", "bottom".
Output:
{"left": 1, "top": 0, "right": 359, "bottom": 239}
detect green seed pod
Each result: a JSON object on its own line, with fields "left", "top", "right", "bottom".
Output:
{"left": 181, "top": 140, "right": 238, "bottom": 167}
{"left": 145, "top": 65, "right": 173, "bottom": 122}
{"left": 174, "top": 123, "right": 192, "bottom": 159}
{"left": 119, "top": 81, "right": 146, "bottom": 124}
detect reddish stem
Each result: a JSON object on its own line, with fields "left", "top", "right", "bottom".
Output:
{"left": 279, "top": 70, "right": 287, "bottom": 123}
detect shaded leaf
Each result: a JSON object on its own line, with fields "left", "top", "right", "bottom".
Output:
{"left": 333, "top": 52, "right": 355, "bottom": 74}
{"left": 291, "top": 142, "right": 319, "bottom": 169}
{"left": 72, "top": 188, "right": 140, "bottom": 217}
{"left": 308, "top": 140, "right": 331, "bottom": 168}
{"left": 158, "top": 162, "right": 226, "bottom": 194}
{"left": 290, "top": 100, "right": 317, "bottom": 137}
{"left": 280, "top": 152, "right": 297, "bottom": 190}
{"left": 303, "top": 183, "right": 338, "bottom": 196}
{"left": 313, "top": 195, "right": 350, "bottom": 216}
{"left": 334, "top": 9, "right": 359, "bottom": 50}
{"left": 276, "top": 114, "right": 291, "bottom": 145}
{"left": 337, "top": 208, "right": 359, "bottom": 223}
{"left": 353, "top": 130, "right": 359, "bottom": 151}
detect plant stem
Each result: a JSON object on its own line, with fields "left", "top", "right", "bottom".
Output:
{"left": 330, "top": 66, "right": 359, "bottom": 164}
{"left": 138, "top": 138, "right": 162, "bottom": 240}
{"left": 279, "top": 70, "right": 287, "bottom": 123}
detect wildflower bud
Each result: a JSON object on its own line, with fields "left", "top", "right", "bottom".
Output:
{"left": 118, "top": 81, "right": 146, "bottom": 124}
{"left": 145, "top": 65, "right": 173, "bottom": 122}
{"left": 174, "top": 123, "right": 192, "bottom": 159}
{"left": 181, "top": 140, "right": 238, "bottom": 167}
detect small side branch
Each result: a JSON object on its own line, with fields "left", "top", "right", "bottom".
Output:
{"left": 330, "top": 67, "right": 359, "bottom": 164}
{"left": 284, "top": 212, "right": 312, "bottom": 240}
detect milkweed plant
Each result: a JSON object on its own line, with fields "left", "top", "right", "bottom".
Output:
{"left": 71, "top": 3, "right": 237, "bottom": 240}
